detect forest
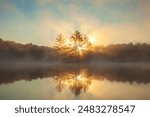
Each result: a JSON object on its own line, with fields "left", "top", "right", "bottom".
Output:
{"left": 0, "top": 38, "right": 150, "bottom": 63}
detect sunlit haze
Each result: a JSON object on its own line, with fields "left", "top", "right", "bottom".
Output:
{"left": 0, "top": 0, "right": 150, "bottom": 46}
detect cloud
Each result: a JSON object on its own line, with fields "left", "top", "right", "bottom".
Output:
{"left": 136, "top": 0, "right": 150, "bottom": 19}
{"left": 91, "top": 0, "right": 134, "bottom": 6}
{"left": 37, "top": 0, "right": 57, "bottom": 5}
{"left": 0, "top": 0, "right": 150, "bottom": 46}
{"left": 90, "top": 22, "right": 150, "bottom": 45}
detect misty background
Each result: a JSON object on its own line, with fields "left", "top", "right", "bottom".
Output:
{"left": 0, "top": 38, "right": 150, "bottom": 64}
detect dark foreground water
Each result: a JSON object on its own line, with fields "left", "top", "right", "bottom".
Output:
{"left": 0, "top": 63, "right": 150, "bottom": 99}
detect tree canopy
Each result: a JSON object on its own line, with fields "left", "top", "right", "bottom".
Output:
{"left": 54, "top": 31, "right": 92, "bottom": 58}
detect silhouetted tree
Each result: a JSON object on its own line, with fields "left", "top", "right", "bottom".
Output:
{"left": 1, "top": 38, "right": 150, "bottom": 63}
{"left": 54, "top": 31, "right": 92, "bottom": 62}
{"left": 54, "top": 34, "right": 66, "bottom": 50}
{"left": 70, "top": 31, "right": 83, "bottom": 43}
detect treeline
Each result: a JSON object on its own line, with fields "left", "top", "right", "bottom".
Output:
{"left": 0, "top": 38, "right": 150, "bottom": 63}
{"left": 92, "top": 43, "right": 150, "bottom": 62}
{"left": 0, "top": 38, "right": 58, "bottom": 62}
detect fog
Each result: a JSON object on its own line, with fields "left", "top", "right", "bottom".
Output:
{"left": 0, "top": 38, "right": 150, "bottom": 64}
{"left": 0, "top": 38, "right": 150, "bottom": 99}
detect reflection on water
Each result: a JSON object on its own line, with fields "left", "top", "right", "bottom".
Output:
{"left": 0, "top": 64, "right": 150, "bottom": 99}
{"left": 54, "top": 70, "right": 92, "bottom": 96}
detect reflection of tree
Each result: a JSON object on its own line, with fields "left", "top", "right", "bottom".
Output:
{"left": 1, "top": 65, "right": 150, "bottom": 85}
{"left": 54, "top": 70, "right": 92, "bottom": 96}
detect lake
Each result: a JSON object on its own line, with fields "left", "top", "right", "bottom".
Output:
{"left": 0, "top": 63, "right": 150, "bottom": 99}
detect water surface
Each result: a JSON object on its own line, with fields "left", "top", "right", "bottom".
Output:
{"left": 0, "top": 63, "right": 150, "bottom": 99}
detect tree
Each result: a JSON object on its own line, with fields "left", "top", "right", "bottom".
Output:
{"left": 53, "top": 31, "right": 92, "bottom": 62}
{"left": 70, "top": 31, "right": 83, "bottom": 43}
{"left": 69, "top": 31, "right": 92, "bottom": 56}
{"left": 83, "top": 35, "right": 92, "bottom": 48}
{"left": 54, "top": 34, "right": 66, "bottom": 50}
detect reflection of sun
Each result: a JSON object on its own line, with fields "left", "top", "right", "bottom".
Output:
{"left": 54, "top": 70, "right": 92, "bottom": 96}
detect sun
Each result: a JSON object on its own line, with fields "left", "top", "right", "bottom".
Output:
{"left": 89, "top": 36, "right": 95, "bottom": 45}
{"left": 54, "top": 31, "right": 93, "bottom": 57}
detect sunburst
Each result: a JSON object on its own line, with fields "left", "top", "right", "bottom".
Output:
{"left": 54, "top": 31, "right": 92, "bottom": 57}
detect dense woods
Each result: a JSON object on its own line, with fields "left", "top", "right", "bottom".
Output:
{"left": 92, "top": 43, "right": 150, "bottom": 62}
{"left": 0, "top": 38, "right": 58, "bottom": 62}
{"left": 0, "top": 38, "right": 150, "bottom": 63}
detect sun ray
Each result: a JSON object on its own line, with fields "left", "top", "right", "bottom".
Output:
{"left": 54, "top": 31, "right": 93, "bottom": 60}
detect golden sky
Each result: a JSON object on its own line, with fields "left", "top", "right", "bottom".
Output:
{"left": 0, "top": 0, "right": 150, "bottom": 46}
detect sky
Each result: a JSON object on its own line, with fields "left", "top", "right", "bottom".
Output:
{"left": 0, "top": 0, "right": 150, "bottom": 46}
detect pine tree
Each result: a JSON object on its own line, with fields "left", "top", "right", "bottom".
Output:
{"left": 54, "top": 34, "right": 66, "bottom": 50}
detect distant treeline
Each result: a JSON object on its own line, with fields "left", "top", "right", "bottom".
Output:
{"left": 0, "top": 38, "right": 58, "bottom": 62}
{"left": 92, "top": 43, "right": 150, "bottom": 62}
{"left": 0, "top": 38, "right": 150, "bottom": 63}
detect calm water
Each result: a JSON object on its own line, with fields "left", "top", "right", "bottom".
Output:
{"left": 0, "top": 64, "right": 150, "bottom": 99}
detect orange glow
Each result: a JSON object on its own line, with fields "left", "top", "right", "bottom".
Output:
{"left": 54, "top": 70, "right": 92, "bottom": 96}
{"left": 54, "top": 31, "right": 92, "bottom": 57}
{"left": 89, "top": 36, "right": 95, "bottom": 44}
